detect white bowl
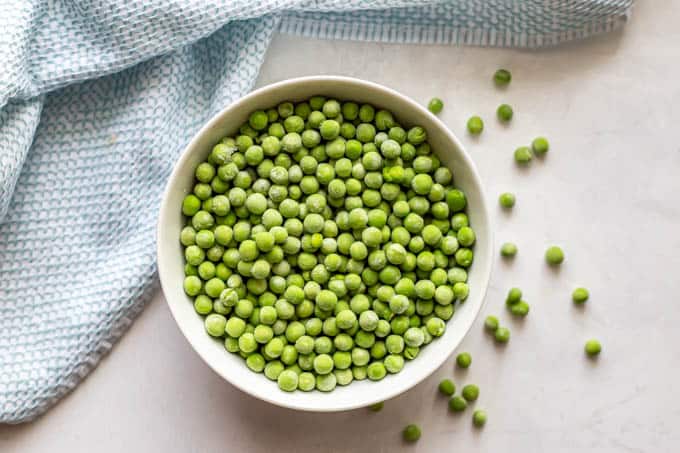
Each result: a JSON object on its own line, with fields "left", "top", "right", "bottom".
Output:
{"left": 157, "top": 76, "right": 492, "bottom": 412}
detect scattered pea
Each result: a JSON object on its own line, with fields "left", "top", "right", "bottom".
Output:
{"left": 438, "top": 379, "right": 456, "bottom": 396}
{"left": 277, "top": 369, "right": 299, "bottom": 392}
{"left": 494, "top": 327, "right": 510, "bottom": 343}
{"left": 498, "top": 192, "right": 515, "bottom": 208}
{"left": 532, "top": 137, "right": 549, "bottom": 155}
{"left": 508, "top": 301, "right": 530, "bottom": 317}
{"left": 545, "top": 246, "right": 564, "bottom": 265}
{"left": 472, "top": 410, "right": 487, "bottom": 427}
{"left": 585, "top": 339, "right": 602, "bottom": 356}
{"left": 494, "top": 69, "right": 512, "bottom": 86}
{"left": 514, "top": 146, "right": 532, "bottom": 164}
{"left": 428, "top": 97, "right": 444, "bottom": 114}
{"left": 402, "top": 424, "right": 421, "bottom": 442}
{"left": 461, "top": 384, "right": 479, "bottom": 402}
{"left": 467, "top": 116, "right": 484, "bottom": 135}
{"left": 497, "top": 104, "right": 513, "bottom": 122}
{"left": 456, "top": 352, "right": 472, "bottom": 369}
{"left": 572, "top": 287, "right": 589, "bottom": 304}
{"left": 448, "top": 396, "right": 467, "bottom": 412}
{"left": 500, "top": 242, "right": 518, "bottom": 258}
{"left": 484, "top": 316, "right": 499, "bottom": 332}
{"left": 506, "top": 287, "right": 522, "bottom": 305}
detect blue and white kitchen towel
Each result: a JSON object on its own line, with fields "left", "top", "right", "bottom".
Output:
{"left": 0, "top": 0, "right": 632, "bottom": 423}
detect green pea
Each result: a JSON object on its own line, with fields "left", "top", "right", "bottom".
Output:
{"left": 495, "top": 326, "right": 510, "bottom": 343}
{"left": 426, "top": 317, "right": 446, "bottom": 337}
{"left": 497, "top": 103, "right": 513, "bottom": 122}
{"left": 277, "top": 102, "right": 294, "bottom": 118}
{"left": 514, "top": 146, "right": 532, "bottom": 164}
{"left": 276, "top": 369, "right": 298, "bottom": 392}
{"left": 296, "top": 372, "right": 315, "bottom": 391}
{"left": 499, "top": 192, "right": 515, "bottom": 208}
{"left": 402, "top": 424, "right": 421, "bottom": 443}
{"left": 193, "top": 295, "right": 213, "bottom": 315}
{"left": 461, "top": 384, "right": 479, "bottom": 402}
{"left": 472, "top": 410, "right": 487, "bottom": 428}
{"left": 183, "top": 276, "right": 202, "bottom": 296}
{"left": 457, "top": 226, "right": 475, "bottom": 247}
{"left": 509, "top": 301, "right": 530, "bottom": 317}
{"left": 407, "top": 126, "right": 427, "bottom": 144}
{"left": 195, "top": 162, "right": 216, "bottom": 183}
{"left": 572, "top": 287, "right": 589, "bottom": 304}
{"left": 204, "top": 314, "right": 226, "bottom": 337}
{"left": 320, "top": 120, "right": 340, "bottom": 140}
{"left": 427, "top": 97, "right": 444, "bottom": 114}
{"left": 314, "top": 372, "right": 338, "bottom": 392}
{"left": 313, "top": 353, "right": 334, "bottom": 375}
{"left": 545, "top": 246, "right": 565, "bottom": 265}
{"left": 450, "top": 213, "right": 469, "bottom": 231}
{"left": 467, "top": 116, "right": 484, "bottom": 135}
{"left": 322, "top": 99, "right": 341, "bottom": 118}
{"left": 500, "top": 242, "right": 518, "bottom": 257}
{"left": 448, "top": 396, "right": 467, "bottom": 412}
{"left": 484, "top": 315, "right": 499, "bottom": 332}
{"left": 438, "top": 379, "right": 455, "bottom": 396}
{"left": 494, "top": 69, "right": 512, "bottom": 86}
{"left": 585, "top": 339, "right": 601, "bottom": 356}
{"left": 456, "top": 352, "right": 472, "bottom": 369}
{"left": 182, "top": 195, "right": 201, "bottom": 216}
{"left": 249, "top": 110, "right": 269, "bottom": 131}
{"left": 532, "top": 137, "right": 550, "bottom": 155}
{"left": 506, "top": 287, "right": 522, "bottom": 305}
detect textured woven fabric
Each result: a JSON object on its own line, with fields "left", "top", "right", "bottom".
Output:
{"left": 0, "top": 0, "right": 632, "bottom": 423}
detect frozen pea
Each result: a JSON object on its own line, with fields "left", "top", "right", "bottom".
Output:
{"left": 499, "top": 192, "right": 515, "bottom": 208}
{"left": 456, "top": 352, "right": 472, "bottom": 369}
{"left": 532, "top": 137, "right": 550, "bottom": 155}
{"left": 514, "top": 146, "right": 532, "bottom": 164}
{"left": 467, "top": 116, "right": 483, "bottom": 135}
{"left": 484, "top": 315, "right": 499, "bottom": 332}
{"left": 497, "top": 103, "right": 513, "bottom": 122}
{"left": 449, "top": 396, "right": 467, "bottom": 412}
{"left": 428, "top": 97, "right": 444, "bottom": 114}
{"left": 495, "top": 326, "right": 510, "bottom": 343}
{"left": 509, "top": 300, "right": 530, "bottom": 317}
{"left": 500, "top": 242, "right": 518, "bottom": 257}
{"left": 402, "top": 424, "right": 421, "bottom": 443}
{"left": 473, "top": 410, "right": 487, "bottom": 428}
{"left": 545, "top": 246, "right": 564, "bottom": 265}
{"left": 438, "top": 379, "right": 455, "bottom": 396}
{"left": 572, "top": 287, "right": 589, "bottom": 304}
{"left": 585, "top": 339, "right": 601, "bottom": 356}
{"left": 461, "top": 384, "right": 479, "bottom": 402}
{"left": 494, "top": 69, "right": 512, "bottom": 86}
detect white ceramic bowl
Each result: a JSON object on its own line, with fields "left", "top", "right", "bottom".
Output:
{"left": 157, "top": 76, "right": 492, "bottom": 412}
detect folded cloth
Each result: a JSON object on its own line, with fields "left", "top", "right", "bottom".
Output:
{"left": 0, "top": 0, "right": 632, "bottom": 423}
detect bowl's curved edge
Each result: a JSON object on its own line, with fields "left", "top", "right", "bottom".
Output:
{"left": 157, "top": 75, "right": 493, "bottom": 412}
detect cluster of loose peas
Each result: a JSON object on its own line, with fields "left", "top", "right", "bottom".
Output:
{"left": 180, "top": 95, "right": 475, "bottom": 392}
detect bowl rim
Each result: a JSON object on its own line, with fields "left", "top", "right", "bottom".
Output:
{"left": 157, "top": 75, "right": 492, "bottom": 412}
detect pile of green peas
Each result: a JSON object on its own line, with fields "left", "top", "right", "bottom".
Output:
{"left": 179, "top": 96, "right": 476, "bottom": 392}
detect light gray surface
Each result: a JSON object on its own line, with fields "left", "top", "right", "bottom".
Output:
{"left": 2, "top": 2, "right": 680, "bottom": 451}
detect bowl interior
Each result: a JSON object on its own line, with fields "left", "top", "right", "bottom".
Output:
{"left": 157, "top": 76, "right": 492, "bottom": 411}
